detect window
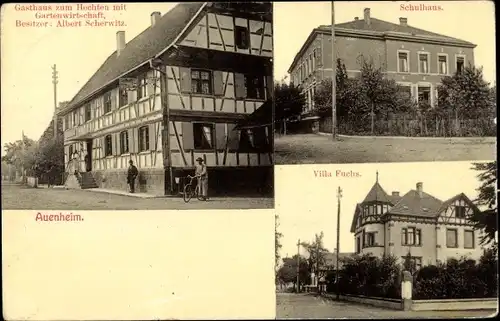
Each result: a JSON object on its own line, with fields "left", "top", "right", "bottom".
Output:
{"left": 419, "top": 53, "right": 429, "bottom": 74}
{"left": 366, "top": 232, "right": 375, "bottom": 247}
{"left": 84, "top": 104, "right": 91, "bottom": 122}
{"left": 356, "top": 236, "right": 361, "bottom": 253}
{"left": 191, "top": 70, "right": 212, "bottom": 95}
{"left": 104, "top": 135, "right": 112, "bottom": 156}
{"left": 398, "top": 52, "right": 409, "bottom": 72}
{"left": 456, "top": 56, "right": 465, "bottom": 74}
{"left": 418, "top": 86, "right": 431, "bottom": 105}
{"left": 245, "top": 75, "right": 265, "bottom": 99}
{"left": 68, "top": 145, "right": 74, "bottom": 157}
{"left": 138, "top": 126, "right": 149, "bottom": 152}
{"left": 446, "top": 229, "right": 458, "bottom": 248}
{"left": 235, "top": 26, "right": 249, "bottom": 49}
{"left": 438, "top": 55, "right": 448, "bottom": 74}
{"left": 239, "top": 129, "right": 255, "bottom": 151}
{"left": 119, "top": 131, "right": 129, "bottom": 154}
{"left": 402, "top": 227, "right": 422, "bottom": 246}
{"left": 455, "top": 205, "right": 467, "bottom": 218}
{"left": 312, "top": 51, "right": 316, "bottom": 70}
{"left": 137, "top": 74, "right": 147, "bottom": 100}
{"left": 193, "top": 123, "right": 214, "bottom": 150}
{"left": 103, "top": 92, "right": 112, "bottom": 114}
{"left": 464, "top": 230, "right": 475, "bottom": 249}
{"left": 119, "top": 88, "right": 128, "bottom": 107}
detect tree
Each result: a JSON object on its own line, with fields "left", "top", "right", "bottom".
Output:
{"left": 34, "top": 136, "right": 65, "bottom": 173}
{"left": 470, "top": 161, "right": 497, "bottom": 246}
{"left": 357, "top": 57, "right": 416, "bottom": 133}
{"left": 300, "top": 232, "right": 330, "bottom": 282}
{"left": 437, "top": 64, "right": 495, "bottom": 134}
{"left": 274, "top": 82, "right": 305, "bottom": 134}
{"left": 2, "top": 135, "right": 37, "bottom": 174}
{"left": 277, "top": 255, "right": 310, "bottom": 291}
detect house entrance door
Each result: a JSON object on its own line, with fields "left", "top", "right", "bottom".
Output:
{"left": 85, "top": 139, "right": 93, "bottom": 172}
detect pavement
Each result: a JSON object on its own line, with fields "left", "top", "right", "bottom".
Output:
{"left": 1, "top": 184, "right": 274, "bottom": 210}
{"left": 276, "top": 293, "right": 497, "bottom": 319}
{"left": 275, "top": 133, "right": 496, "bottom": 164}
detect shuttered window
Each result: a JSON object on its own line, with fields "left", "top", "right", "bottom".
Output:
{"left": 84, "top": 104, "right": 91, "bottom": 122}
{"left": 245, "top": 75, "right": 265, "bottom": 100}
{"left": 446, "top": 229, "right": 458, "bottom": 248}
{"left": 191, "top": 70, "right": 212, "bottom": 95}
{"left": 119, "top": 88, "right": 129, "bottom": 107}
{"left": 103, "top": 92, "right": 112, "bottom": 114}
{"left": 227, "top": 124, "right": 239, "bottom": 151}
{"left": 119, "top": 131, "right": 129, "bottom": 154}
{"left": 137, "top": 74, "right": 147, "bottom": 100}
{"left": 104, "top": 135, "right": 112, "bottom": 156}
{"left": 464, "top": 230, "right": 474, "bottom": 249}
{"left": 234, "top": 25, "right": 249, "bottom": 49}
{"left": 193, "top": 123, "right": 215, "bottom": 150}
{"left": 138, "top": 126, "right": 149, "bottom": 152}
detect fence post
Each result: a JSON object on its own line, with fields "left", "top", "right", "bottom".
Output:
{"left": 401, "top": 270, "right": 412, "bottom": 311}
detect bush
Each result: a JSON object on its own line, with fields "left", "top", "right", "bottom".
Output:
{"left": 331, "top": 254, "right": 401, "bottom": 299}
{"left": 413, "top": 251, "right": 498, "bottom": 299}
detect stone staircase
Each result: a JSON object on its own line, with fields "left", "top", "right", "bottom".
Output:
{"left": 65, "top": 172, "right": 98, "bottom": 189}
{"left": 76, "top": 172, "right": 99, "bottom": 189}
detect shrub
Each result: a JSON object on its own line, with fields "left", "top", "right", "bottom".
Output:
{"left": 413, "top": 252, "right": 498, "bottom": 299}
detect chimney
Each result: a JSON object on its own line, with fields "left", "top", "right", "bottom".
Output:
{"left": 116, "top": 31, "right": 125, "bottom": 56}
{"left": 151, "top": 11, "right": 161, "bottom": 27}
{"left": 392, "top": 191, "right": 400, "bottom": 197}
{"left": 364, "top": 8, "right": 371, "bottom": 25}
{"left": 354, "top": 17, "right": 359, "bottom": 21}
{"left": 399, "top": 17, "right": 408, "bottom": 26}
{"left": 416, "top": 182, "right": 423, "bottom": 198}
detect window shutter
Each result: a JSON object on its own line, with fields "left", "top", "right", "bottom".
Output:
{"left": 215, "top": 123, "right": 226, "bottom": 150}
{"left": 213, "top": 71, "right": 224, "bottom": 96}
{"left": 112, "top": 134, "right": 118, "bottom": 155}
{"left": 127, "top": 90, "right": 136, "bottom": 104}
{"left": 133, "top": 128, "right": 139, "bottom": 153}
{"left": 234, "top": 73, "right": 246, "bottom": 99}
{"left": 111, "top": 90, "right": 117, "bottom": 110}
{"left": 128, "top": 128, "right": 134, "bottom": 153}
{"left": 182, "top": 122, "right": 194, "bottom": 151}
{"left": 265, "top": 76, "right": 273, "bottom": 99}
{"left": 146, "top": 72, "right": 154, "bottom": 97}
{"left": 179, "top": 67, "right": 191, "bottom": 93}
{"left": 149, "top": 123, "right": 156, "bottom": 151}
{"left": 227, "top": 124, "right": 240, "bottom": 151}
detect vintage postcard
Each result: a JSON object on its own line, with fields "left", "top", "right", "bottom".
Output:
{"left": 274, "top": 1, "right": 496, "bottom": 165}
{"left": 1, "top": 2, "right": 276, "bottom": 320}
{"left": 1, "top": 2, "right": 274, "bottom": 210}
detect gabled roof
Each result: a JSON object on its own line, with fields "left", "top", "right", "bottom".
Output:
{"left": 388, "top": 189, "right": 443, "bottom": 217}
{"left": 350, "top": 203, "right": 362, "bottom": 233}
{"left": 436, "top": 193, "right": 481, "bottom": 216}
{"left": 60, "top": 2, "right": 205, "bottom": 115}
{"left": 362, "top": 181, "right": 393, "bottom": 204}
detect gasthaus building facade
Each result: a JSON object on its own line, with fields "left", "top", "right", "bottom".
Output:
{"left": 59, "top": 2, "right": 274, "bottom": 196}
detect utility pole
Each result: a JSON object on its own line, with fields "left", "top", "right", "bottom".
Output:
{"left": 52, "top": 64, "right": 58, "bottom": 142}
{"left": 336, "top": 186, "right": 343, "bottom": 299}
{"left": 331, "top": 1, "right": 337, "bottom": 140}
{"left": 315, "top": 237, "right": 319, "bottom": 288}
{"left": 296, "top": 239, "right": 301, "bottom": 293}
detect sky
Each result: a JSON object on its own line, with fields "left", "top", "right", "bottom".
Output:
{"left": 1, "top": 3, "right": 179, "bottom": 155}
{"left": 273, "top": 1, "right": 496, "bottom": 84}
{"left": 275, "top": 161, "right": 486, "bottom": 260}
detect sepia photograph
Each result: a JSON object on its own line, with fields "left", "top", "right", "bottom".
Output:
{"left": 273, "top": 1, "right": 496, "bottom": 164}
{"left": 1, "top": 2, "right": 274, "bottom": 210}
{"left": 275, "top": 161, "right": 498, "bottom": 318}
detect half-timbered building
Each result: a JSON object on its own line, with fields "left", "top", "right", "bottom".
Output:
{"left": 58, "top": 2, "right": 273, "bottom": 196}
{"left": 350, "top": 174, "right": 486, "bottom": 268}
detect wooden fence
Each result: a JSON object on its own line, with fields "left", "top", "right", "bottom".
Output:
{"left": 320, "top": 114, "right": 496, "bottom": 137}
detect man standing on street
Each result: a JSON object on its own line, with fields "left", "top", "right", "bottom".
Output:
{"left": 127, "top": 160, "right": 138, "bottom": 193}
{"left": 195, "top": 157, "right": 208, "bottom": 201}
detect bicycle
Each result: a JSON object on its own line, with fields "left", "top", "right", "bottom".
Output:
{"left": 183, "top": 175, "right": 204, "bottom": 203}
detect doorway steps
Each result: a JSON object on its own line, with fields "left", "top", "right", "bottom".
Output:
{"left": 76, "top": 172, "right": 99, "bottom": 189}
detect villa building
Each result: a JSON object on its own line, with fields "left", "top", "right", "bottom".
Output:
{"left": 288, "top": 7, "right": 476, "bottom": 132}
{"left": 350, "top": 173, "right": 486, "bottom": 268}
{"left": 58, "top": 2, "right": 273, "bottom": 196}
